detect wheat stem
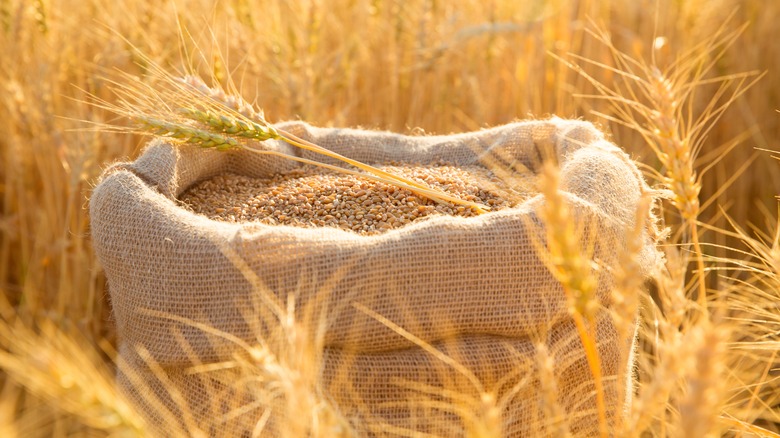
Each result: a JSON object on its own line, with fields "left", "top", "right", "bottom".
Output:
{"left": 534, "top": 161, "right": 607, "bottom": 438}
{"left": 573, "top": 313, "right": 608, "bottom": 438}
{"left": 275, "top": 129, "right": 489, "bottom": 213}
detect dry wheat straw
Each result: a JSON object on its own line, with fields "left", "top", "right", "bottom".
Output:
{"left": 535, "top": 343, "right": 571, "bottom": 437}
{"left": 530, "top": 160, "right": 607, "bottom": 438}
{"left": 706, "top": 211, "right": 780, "bottom": 434}
{"left": 678, "top": 322, "right": 728, "bottom": 437}
{"left": 610, "top": 194, "right": 654, "bottom": 432}
{"left": 0, "top": 320, "right": 147, "bottom": 436}
{"left": 209, "top": 242, "right": 355, "bottom": 437}
{"left": 352, "top": 302, "right": 530, "bottom": 437}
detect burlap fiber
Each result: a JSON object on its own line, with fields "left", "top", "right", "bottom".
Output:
{"left": 90, "top": 118, "right": 661, "bottom": 437}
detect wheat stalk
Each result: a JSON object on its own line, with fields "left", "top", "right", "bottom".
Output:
{"left": 534, "top": 343, "right": 571, "bottom": 437}
{"left": 527, "top": 160, "right": 608, "bottom": 438}
{"left": 0, "top": 320, "right": 148, "bottom": 436}
{"left": 678, "top": 322, "right": 728, "bottom": 437}
{"left": 352, "top": 302, "right": 537, "bottom": 437}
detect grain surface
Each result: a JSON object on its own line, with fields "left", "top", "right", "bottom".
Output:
{"left": 179, "top": 164, "right": 532, "bottom": 234}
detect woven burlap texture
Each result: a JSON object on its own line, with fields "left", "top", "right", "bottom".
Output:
{"left": 90, "top": 118, "right": 660, "bottom": 437}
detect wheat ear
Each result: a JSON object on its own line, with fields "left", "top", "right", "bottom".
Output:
{"left": 529, "top": 161, "right": 607, "bottom": 438}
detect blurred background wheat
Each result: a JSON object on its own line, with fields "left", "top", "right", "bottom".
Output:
{"left": 1, "top": 0, "right": 779, "bottom": 436}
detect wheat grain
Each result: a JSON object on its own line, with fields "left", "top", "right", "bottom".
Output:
{"left": 180, "top": 164, "right": 524, "bottom": 234}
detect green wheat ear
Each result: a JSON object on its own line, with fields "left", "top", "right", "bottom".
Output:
{"left": 138, "top": 116, "right": 239, "bottom": 151}
{"left": 178, "top": 107, "right": 281, "bottom": 141}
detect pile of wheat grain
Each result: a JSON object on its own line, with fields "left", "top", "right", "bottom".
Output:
{"left": 180, "top": 164, "right": 529, "bottom": 234}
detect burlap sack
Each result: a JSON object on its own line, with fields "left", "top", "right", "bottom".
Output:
{"left": 90, "top": 118, "right": 660, "bottom": 436}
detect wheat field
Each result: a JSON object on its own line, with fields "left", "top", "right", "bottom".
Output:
{"left": 1, "top": 0, "right": 779, "bottom": 436}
